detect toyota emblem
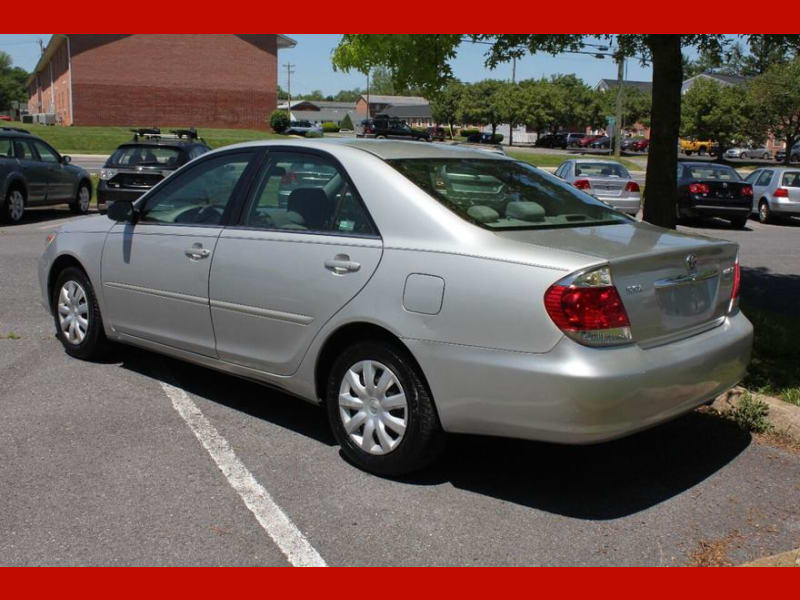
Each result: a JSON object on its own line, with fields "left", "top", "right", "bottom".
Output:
{"left": 685, "top": 254, "right": 698, "bottom": 273}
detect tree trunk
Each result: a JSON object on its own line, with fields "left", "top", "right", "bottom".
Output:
{"left": 642, "top": 34, "right": 683, "bottom": 229}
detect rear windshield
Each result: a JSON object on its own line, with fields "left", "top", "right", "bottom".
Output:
{"left": 684, "top": 165, "right": 741, "bottom": 181}
{"left": 388, "top": 158, "right": 630, "bottom": 231}
{"left": 293, "top": 121, "right": 312, "bottom": 127}
{"left": 109, "top": 145, "right": 181, "bottom": 167}
{"left": 782, "top": 172, "right": 800, "bottom": 187}
{"left": 575, "top": 162, "right": 629, "bottom": 178}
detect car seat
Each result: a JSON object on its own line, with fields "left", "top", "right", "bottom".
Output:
{"left": 287, "top": 188, "right": 333, "bottom": 230}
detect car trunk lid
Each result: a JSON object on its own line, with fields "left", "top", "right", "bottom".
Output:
{"left": 497, "top": 222, "right": 739, "bottom": 346}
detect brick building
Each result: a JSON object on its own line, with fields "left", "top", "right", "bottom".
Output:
{"left": 26, "top": 34, "right": 296, "bottom": 130}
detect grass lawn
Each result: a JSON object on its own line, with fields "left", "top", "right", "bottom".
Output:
{"left": 3, "top": 121, "right": 283, "bottom": 155}
{"left": 507, "top": 151, "right": 642, "bottom": 172}
{"left": 740, "top": 300, "right": 800, "bottom": 406}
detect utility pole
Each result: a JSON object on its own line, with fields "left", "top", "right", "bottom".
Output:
{"left": 366, "top": 70, "right": 371, "bottom": 119}
{"left": 283, "top": 63, "right": 295, "bottom": 117}
{"left": 509, "top": 57, "right": 517, "bottom": 148}
{"left": 38, "top": 38, "right": 45, "bottom": 55}
{"left": 614, "top": 54, "right": 625, "bottom": 159}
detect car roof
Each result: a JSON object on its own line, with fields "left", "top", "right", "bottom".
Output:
{"left": 0, "top": 127, "right": 33, "bottom": 137}
{"left": 115, "top": 141, "right": 200, "bottom": 149}
{"left": 573, "top": 158, "right": 626, "bottom": 165}
{"left": 678, "top": 161, "right": 730, "bottom": 167}
{"left": 217, "top": 138, "right": 511, "bottom": 161}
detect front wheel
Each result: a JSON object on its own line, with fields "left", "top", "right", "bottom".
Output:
{"left": 684, "top": 150, "right": 692, "bottom": 156}
{"left": 52, "top": 267, "right": 108, "bottom": 360}
{"left": 326, "top": 341, "right": 444, "bottom": 476}
{"left": 70, "top": 182, "right": 91, "bottom": 214}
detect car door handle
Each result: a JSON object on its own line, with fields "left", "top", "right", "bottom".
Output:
{"left": 185, "top": 244, "right": 211, "bottom": 260}
{"left": 325, "top": 255, "right": 360, "bottom": 274}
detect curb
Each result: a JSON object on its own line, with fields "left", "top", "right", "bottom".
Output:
{"left": 742, "top": 547, "right": 800, "bottom": 567}
{"left": 712, "top": 386, "right": 800, "bottom": 443}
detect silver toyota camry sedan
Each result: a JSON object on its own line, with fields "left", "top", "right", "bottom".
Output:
{"left": 39, "top": 140, "right": 753, "bottom": 475}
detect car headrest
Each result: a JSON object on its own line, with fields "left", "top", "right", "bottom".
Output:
{"left": 467, "top": 205, "right": 500, "bottom": 223}
{"left": 506, "top": 201, "right": 545, "bottom": 221}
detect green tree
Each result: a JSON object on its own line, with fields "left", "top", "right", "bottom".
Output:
{"left": 514, "top": 79, "right": 554, "bottom": 136}
{"left": 457, "top": 80, "right": 507, "bottom": 139}
{"left": 0, "top": 51, "right": 28, "bottom": 111}
{"left": 430, "top": 80, "right": 463, "bottom": 137}
{"left": 332, "top": 34, "right": 800, "bottom": 228}
{"left": 333, "top": 88, "right": 363, "bottom": 103}
{"left": 681, "top": 78, "right": 750, "bottom": 153}
{"left": 747, "top": 59, "right": 800, "bottom": 165}
{"left": 595, "top": 87, "right": 651, "bottom": 130}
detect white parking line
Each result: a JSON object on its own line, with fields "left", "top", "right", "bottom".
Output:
{"left": 159, "top": 381, "right": 327, "bottom": 567}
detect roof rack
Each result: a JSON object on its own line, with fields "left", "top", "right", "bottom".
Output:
{"left": 130, "top": 127, "right": 200, "bottom": 142}
{"left": 0, "top": 126, "right": 31, "bottom": 134}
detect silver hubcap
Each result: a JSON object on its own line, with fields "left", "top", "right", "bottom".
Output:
{"left": 79, "top": 186, "right": 90, "bottom": 211}
{"left": 8, "top": 190, "right": 24, "bottom": 221}
{"left": 57, "top": 281, "right": 89, "bottom": 345}
{"left": 338, "top": 360, "right": 407, "bottom": 455}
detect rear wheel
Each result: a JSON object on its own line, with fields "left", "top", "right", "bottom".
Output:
{"left": 52, "top": 267, "right": 108, "bottom": 360}
{"left": 759, "top": 200, "right": 772, "bottom": 224}
{"left": 3, "top": 187, "right": 25, "bottom": 224}
{"left": 741, "top": 152, "right": 749, "bottom": 160}
{"left": 326, "top": 341, "right": 444, "bottom": 476}
{"left": 70, "top": 182, "right": 91, "bottom": 215}
{"left": 684, "top": 150, "right": 692, "bottom": 156}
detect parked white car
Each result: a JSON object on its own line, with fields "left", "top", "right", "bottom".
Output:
{"left": 744, "top": 166, "right": 800, "bottom": 223}
{"left": 724, "top": 146, "right": 771, "bottom": 161}
{"left": 554, "top": 159, "right": 641, "bottom": 215}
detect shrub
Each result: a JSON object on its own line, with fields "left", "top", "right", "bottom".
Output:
{"left": 305, "top": 130, "right": 323, "bottom": 138}
{"left": 340, "top": 114, "right": 354, "bottom": 131}
{"left": 459, "top": 128, "right": 480, "bottom": 137}
{"left": 490, "top": 133, "right": 504, "bottom": 144}
{"left": 321, "top": 122, "right": 340, "bottom": 133}
{"left": 269, "top": 110, "right": 290, "bottom": 134}
{"left": 728, "top": 392, "right": 771, "bottom": 433}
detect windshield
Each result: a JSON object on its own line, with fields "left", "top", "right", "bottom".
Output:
{"left": 109, "top": 145, "right": 181, "bottom": 167}
{"left": 575, "top": 162, "right": 629, "bottom": 178}
{"left": 684, "top": 165, "right": 741, "bottom": 181}
{"left": 388, "top": 158, "right": 630, "bottom": 231}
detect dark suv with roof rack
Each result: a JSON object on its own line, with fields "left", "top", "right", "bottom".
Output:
{"left": 97, "top": 128, "right": 210, "bottom": 212}
{"left": 1, "top": 126, "right": 92, "bottom": 224}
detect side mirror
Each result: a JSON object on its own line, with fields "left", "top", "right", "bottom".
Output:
{"left": 61, "top": 155, "right": 71, "bottom": 164}
{"left": 107, "top": 200, "right": 137, "bottom": 223}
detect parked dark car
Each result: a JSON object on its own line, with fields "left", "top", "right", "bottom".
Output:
{"left": 466, "top": 132, "right": 502, "bottom": 144}
{"left": 621, "top": 137, "right": 644, "bottom": 152}
{"left": 1, "top": 126, "right": 92, "bottom": 224}
{"left": 776, "top": 143, "right": 800, "bottom": 163}
{"left": 362, "top": 115, "right": 431, "bottom": 142}
{"left": 677, "top": 161, "right": 752, "bottom": 228}
{"left": 564, "top": 132, "right": 587, "bottom": 148}
{"left": 575, "top": 135, "right": 603, "bottom": 149}
{"left": 589, "top": 136, "right": 613, "bottom": 150}
{"left": 535, "top": 133, "right": 556, "bottom": 147}
{"left": 97, "top": 128, "right": 210, "bottom": 212}
{"left": 425, "top": 126, "right": 446, "bottom": 141}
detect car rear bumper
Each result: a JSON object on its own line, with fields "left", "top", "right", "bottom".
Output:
{"left": 97, "top": 183, "right": 147, "bottom": 208}
{"left": 406, "top": 311, "right": 752, "bottom": 444}
{"left": 770, "top": 198, "right": 800, "bottom": 215}
{"left": 682, "top": 203, "right": 751, "bottom": 218}
{"left": 598, "top": 196, "right": 640, "bottom": 215}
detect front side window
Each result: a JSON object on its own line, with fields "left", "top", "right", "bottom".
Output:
{"left": 757, "top": 170, "right": 774, "bottom": 187}
{"left": 32, "top": 140, "right": 60, "bottom": 163}
{"left": 389, "top": 158, "right": 631, "bottom": 231}
{"left": 744, "top": 170, "right": 761, "bottom": 184}
{"left": 242, "top": 152, "right": 376, "bottom": 236}
{"left": 140, "top": 152, "right": 253, "bottom": 225}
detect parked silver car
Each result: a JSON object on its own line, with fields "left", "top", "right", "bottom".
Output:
{"left": 744, "top": 166, "right": 800, "bottom": 223}
{"left": 724, "top": 146, "right": 771, "bottom": 161}
{"left": 39, "top": 140, "right": 753, "bottom": 475}
{"left": 554, "top": 159, "right": 641, "bottom": 215}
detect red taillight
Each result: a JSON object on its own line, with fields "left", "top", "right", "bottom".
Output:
{"left": 742, "top": 185, "right": 753, "bottom": 197}
{"left": 625, "top": 181, "right": 640, "bottom": 192}
{"left": 689, "top": 183, "right": 710, "bottom": 194}
{"left": 544, "top": 267, "right": 633, "bottom": 347}
{"left": 774, "top": 188, "right": 789, "bottom": 197}
{"left": 573, "top": 179, "right": 591, "bottom": 190}
{"left": 729, "top": 257, "right": 741, "bottom": 313}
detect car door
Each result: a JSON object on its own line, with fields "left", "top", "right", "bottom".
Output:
{"left": 101, "top": 150, "right": 258, "bottom": 357}
{"left": 753, "top": 169, "right": 774, "bottom": 212}
{"left": 31, "top": 139, "right": 74, "bottom": 201}
{"left": 209, "top": 149, "right": 383, "bottom": 376}
{"left": 12, "top": 138, "right": 47, "bottom": 203}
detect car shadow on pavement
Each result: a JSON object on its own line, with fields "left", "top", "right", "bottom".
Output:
{"left": 410, "top": 410, "right": 752, "bottom": 520}
{"left": 4, "top": 206, "right": 93, "bottom": 226}
{"left": 741, "top": 266, "right": 800, "bottom": 315}
{"left": 118, "top": 347, "right": 336, "bottom": 447}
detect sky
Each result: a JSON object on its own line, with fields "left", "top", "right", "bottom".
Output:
{"left": 0, "top": 34, "right": 657, "bottom": 94}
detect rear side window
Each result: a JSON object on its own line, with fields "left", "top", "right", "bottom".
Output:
{"left": 782, "top": 172, "right": 800, "bottom": 187}
{"left": 242, "top": 152, "right": 376, "bottom": 236}
{"left": 12, "top": 139, "right": 35, "bottom": 160}
{"left": 0, "top": 138, "right": 12, "bottom": 157}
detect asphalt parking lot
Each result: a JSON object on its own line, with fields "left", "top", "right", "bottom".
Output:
{"left": 1, "top": 207, "right": 799, "bottom": 566}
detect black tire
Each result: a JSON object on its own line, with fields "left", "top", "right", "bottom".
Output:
{"left": 376, "top": 135, "right": 386, "bottom": 140}
{"left": 758, "top": 199, "right": 772, "bottom": 224}
{"left": 70, "top": 181, "right": 91, "bottom": 215}
{"left": 52, "top": 267, "right": 109, "bottom": 360}
{"left": 685, "top": 150, "right": 692, "bottom": 156}
{"left": 326, "top": 340, "right": 444, "bottom": 476}
{"left": 2, "top": 186, "right": 25, "bottom": 224}
{"left": 730, "top": 215, "right": 748, "bottom": 229}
